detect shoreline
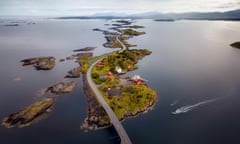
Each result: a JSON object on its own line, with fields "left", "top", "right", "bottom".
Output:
{"left": 82, "top": 20, "right": 158, "bottom": 130}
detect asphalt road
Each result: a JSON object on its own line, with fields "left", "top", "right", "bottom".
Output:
{"left": 87, "top": 57, "right": 132, "bottom": 144}
{"left": 116, "top": 35, "right": 127, "bottom": 51}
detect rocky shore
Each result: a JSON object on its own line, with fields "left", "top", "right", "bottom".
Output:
{"left": 73, "top": 47, "right": 96, "bottom": 52}
{"left": 82, "top": 20, "right": 158, "bottom": 130}
{"left": 93, "top": 21, "right": 140, "bottom": 49}
{"left": 44, "top": 81, "right": 77, "bottom": 94}
{"left": 99, "top": 84, "right": 158, "bottom": 121}
{"left": 21, "top": 56, "right": 56, "bottom": 70}
{"left": 81, "top": 74, "right": 110, "bottom": 130}
{"left": 65, "top": 67, "right": 81, "bottom": 78}
{"left": 2, "top": 98, "right": 55, "bottom": 128}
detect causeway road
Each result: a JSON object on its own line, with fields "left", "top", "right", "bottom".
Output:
{"left": 87, "top": 57, "right": 132, "bottom": 144}
{"left": 116, "top": 35, "right": 127, "bottom": 51}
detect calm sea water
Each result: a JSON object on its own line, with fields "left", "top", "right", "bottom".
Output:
{"left": 0, "top": 18, "right": 240, "bottom": 144}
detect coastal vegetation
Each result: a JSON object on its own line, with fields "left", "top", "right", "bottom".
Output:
{"left": 107, "top": 38, "right": 136, "bottom": 49}
{"left": 21, "top": 56, "right": 56, "bottom": 70}
{"left": 75, "top": 53, "right": 92, "bottom": 73}
{"left": 230, "top": 41, "right": 240, "bottom": 49}
{"left": 92, "top": 49, "right": 151, "bottom": 77}
{"left": 81, "top": 74, "right": 110, "bottom": 130}
{"left": 2, "top": 98, "right": 55, "bottom": 128}
{"left": 89, "top": 48, "right": 157, "bottom": 127}
{"left": 1, "top": 80, "right": 78, "bottom": 129}
{"left": 84, "top": 20, "right": 159, "bottom": 130}
{"left": 121, "top": 29, "right": 146, "bottom": 36}
{"left": 65, "top": 67, "right": 81, "bottom": 78}
{"left": 73, "top": 47, "right": 96, "bottom": 52}
{"left": 109, "top": 40, "right": 123, "bottom": 48}
{"left": 2, "top": 51, "right": 88, "bottom": 128}
{"left": 44, "top": 81, "right": 77, "bottom": 94}
{"left": 99, "top": 84, "right": 158, "bottom": 119}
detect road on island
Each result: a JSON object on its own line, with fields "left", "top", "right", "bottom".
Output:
{"left": 86, "top": 40, "right": 132, "bottom": 144}
{"left": 116, "top": 35, "right": 127, "bottom": 51}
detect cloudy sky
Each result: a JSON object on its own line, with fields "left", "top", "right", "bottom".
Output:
{"left": 1, "top": 0, "right": 240, "bottom": 16}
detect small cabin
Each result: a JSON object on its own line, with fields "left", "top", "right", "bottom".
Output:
{"left": 115, "top": 66, "right": 122, "bottom": 74}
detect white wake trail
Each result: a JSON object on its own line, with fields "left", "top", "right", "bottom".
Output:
{"left": 172, "top": 98, "right": 219, "bottom": 114}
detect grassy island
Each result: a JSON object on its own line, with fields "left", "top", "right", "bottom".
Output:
{"left": 2, "top": 98, "right": 55, "bottom": 128}
{"left": 121, "top": 29, "right": 146, "bottom": 36}
{"left": 99, "top": 84, "right": 158, "bottom": 119}
{"left": 109, "top": 40, "right": 135, "bottom": 49}
{"left": 90, "top": 49, "right": 158, "bottom": 123}
{"left": 91, "top": 49, "right": 151, "bottom": 84}
{"left": 21, "top": 56, "right": 56, "bottom": 70}
{"left": 75, "top": 53, "right": 92, "bottom": 73}
{"left": 230, "top": 41, "right": 240, "bottom": 49}
{"left": 81, "top": 21, "right": 158, "bottom": 130}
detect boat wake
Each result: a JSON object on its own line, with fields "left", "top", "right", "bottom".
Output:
{"left": 170, "top": 100, "right": 179, "bottom": 106}
{"left": 172, "top": 98, "right": 219, "bottom": 114}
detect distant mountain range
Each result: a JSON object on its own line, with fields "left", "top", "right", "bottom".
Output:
{"left": 58, "top": 9, "right": 240, "bottom": 20}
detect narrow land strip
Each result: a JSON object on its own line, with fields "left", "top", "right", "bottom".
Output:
{"left": 87, "top": 57, "right": 132, "bottom": 144}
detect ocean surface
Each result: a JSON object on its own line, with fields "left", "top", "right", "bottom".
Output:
{"left": 0, "top": 18, "right": 240, "bottom": 144}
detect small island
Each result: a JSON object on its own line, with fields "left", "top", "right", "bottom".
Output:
{"left": 230, "top": 41, "right": 240, "bottom": 49}
{"left": 73, "top": 47, "right": 96, "bottom": 52}
{"left": 1, "top": 80, "right": 78, "bottom": 128}
{"left": 2, "top": 98, "right": 55, "bottom": 128}
{"left": 128, "top": 25, "right": 145, "bottom": 29}
{"left": 99, "top": 84, "right": 157, "bottom": 119}
{"left": 44, "top": 81, "right": 77, "bottom": 94}
{"left": 87, "top": 49, "right": 157, "bottom": 126}
{"left": 21, "top": 56, "right": 56, "bottom": 70}
{"left": 91, "top": 49, "right": 151, "bottom": 84}
{"left": 121, "top": 29, "right": 146, "bottom": 36}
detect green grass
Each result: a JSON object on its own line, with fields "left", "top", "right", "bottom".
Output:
{"left": 99, "top": 84, "right": 158, "bottom": 119}
{"left": 22, "top": 98, "right": 53, "bottom": 116}
{"left": 119, "top": 35, "right": 130, "bottom": 40}
{"left": 128, "top": 25, "right": 145, "bottom": 29}
{"left": 91, "top": 49, "right": 152, "bottom": 78}
{"left": 110, "top": 41, "right": 123, "bottom": 48}
{"left": 76, "top": 55, "right": 91, "bottom": 73}
{"left": 121, "top": 29, "right": 145, "bottom": 36}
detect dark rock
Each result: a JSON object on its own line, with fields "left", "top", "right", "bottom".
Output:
{"left": 45, "top": 81, "right": 77, "bottom": 94}
{"left": 21, "top": 56, "right": 55, "bottom": 70}
{"left": 230, "top": 41, "right": 240, "bottom": 49}
{"left": 66, "top": 56, "right": 75, "bottom": 60}
{"left": 65, "top": 67, "right": 81, "bottom": 78}
{"left": 72, "top": 53, "right": 93, "bottom": 59}
{"left": 80, "top": 74, "right": 110, "bottom": 130}
{"left": 115, "top": 20, "right": 132, "bottom": 25}
{"left": 2, "top": 98, "right": 55, "bottom": 128}
{"left": 59, "top": 58, "right": 65, "bottom": 62}
{"left": 73, "top": 47, "right": 96, "bottom": 52}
